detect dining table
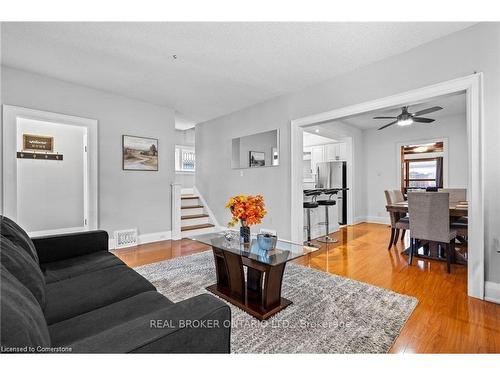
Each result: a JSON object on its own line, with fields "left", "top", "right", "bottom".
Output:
{"left": 385, "top": 200, "right": 468, "bottom": 264}
{"left": 386, "top": 200, "right": 468, "bottom": 218}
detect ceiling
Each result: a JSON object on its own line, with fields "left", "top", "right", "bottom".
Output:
{"left": 1, "top": 22, "right": 474, "bottom": 126}
{"left": 304, "top": 93, "right": 466, "bottom": 137}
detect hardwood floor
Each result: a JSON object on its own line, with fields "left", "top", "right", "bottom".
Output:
{"left": 112, "top": 222, "right": 500, "bottom": 353}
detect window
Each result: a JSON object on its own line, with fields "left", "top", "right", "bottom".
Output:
{"left": 401, "top": 142, "right": 444, "bottom": 193}
{"left": 175, "top": 145, "right": 195, "bottom": 172}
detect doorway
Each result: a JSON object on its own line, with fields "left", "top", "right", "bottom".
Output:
{"left": 2, "top": 105, "right": 98, "bottom": 235}
{"left": 290, "top": 74, "right": 484, "bottom": 300}
{"left": 17, "top": 118, "right": 88, "bottom": 236}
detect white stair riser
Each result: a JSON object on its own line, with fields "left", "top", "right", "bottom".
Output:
{"left": 181, "top": 207, "right": 204, "bottom": 216}
{"left": 181, "top": 188, "right": 194, "bottom": 196}
{"left": 181, "top": 198, "right": 199, "bottom": 206}
{"left": 181, "top": 226, "right": 216, "bottom": 238}
{"left": 181, "top": 216, "right": 210, "bottom": 226}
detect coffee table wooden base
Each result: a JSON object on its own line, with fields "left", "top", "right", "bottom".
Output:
{"left": 208, "top": 246, "right": 292, "bottom": 320}
{"left": 206, "top": 284, "right": 292, "bottom": 320}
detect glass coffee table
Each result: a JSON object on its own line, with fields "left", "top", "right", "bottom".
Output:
{"left": 189, "top": 231, "right": 319, "bottom": 320}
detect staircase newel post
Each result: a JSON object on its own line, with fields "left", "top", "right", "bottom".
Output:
{"left": 171, "top": 183, "right": 182, "bottom": 240}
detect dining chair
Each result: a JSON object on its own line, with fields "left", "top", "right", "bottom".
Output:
{"left": 438, "top": 188, "right": 467, "bottom": 203}
{"left": 407, "top": 192, "right": 457, "bottom": 273}
{"left": 439, "top": 188, "right": 468, "bottom": 238}
{"left": 392, "top": 189, "right": 405, "bottom": 203}
{"left": 384, "top": 190, "right": 409, "bottom": 250}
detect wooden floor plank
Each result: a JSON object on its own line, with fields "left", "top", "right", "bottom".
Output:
{"left": 112, "top": 222, "right": 500, "bottom": 353}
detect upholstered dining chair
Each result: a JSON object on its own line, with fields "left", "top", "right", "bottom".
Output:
{"left": 438, "top": 188, "right": 467, "bottom": 203}
{"left": 384, "top": 190, "right": 409, "bottom": 250}
{"left": 407, "top": 192, "right": 457, "bottom": 273}
{"left": 439, "top": 188, "right": 468, "bottom": 238}
{"left": 392, "top": 189, "right": 405, "bottom": 203}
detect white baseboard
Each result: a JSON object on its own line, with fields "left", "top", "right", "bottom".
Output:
{"left": 353, "top": 216, "right": 390, "bottom": 225}
{"left": 365, "top": 216, "right": 390, "bottom": 225}
{"left": 353, "top": 216, "right": 367, "bottom": 225}
{"left": 485, "top": 281, "right": 500, "bottom": 304}
{"left": 109, "top": 230, "right": 171, "bottom": 250}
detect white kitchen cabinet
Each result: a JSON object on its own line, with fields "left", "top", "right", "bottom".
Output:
{"left": 324, "top": 143, "right": 335, "bottom": 161}
{"left": 310, "top": 146, "right": 325, "bottom": 174}
{"left": 338, "top": 142, "right": 347, "bottom": 160}
{"left": 325, "top": 142, "right": 347, "bottom": 161}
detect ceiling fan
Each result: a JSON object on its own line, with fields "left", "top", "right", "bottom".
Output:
{"left": 374, "top": 105, "right": 443, "bottom": 130}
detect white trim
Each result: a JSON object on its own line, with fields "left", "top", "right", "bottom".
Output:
{"left": 351, "top": 216, "right": 391, "bottom": 225}
{"left": 290, "top": 73, "right": 484, "bottom": 300}
{"left": 29, "top": 226, "right": 87, "bottom": 237}
{"left": 193, "top": 185, "right": 220, "bottom": 228}
{"left": 109, "top": 230, "right": 172, "bottom": 250}
{"left": 2, "top": 105, "right": 98, "bottom": 232}
{"left": 364, "top": 216, "right": 391, "bottom": 225}
{"left": 484, "top": 282, "right": 500, "bottom": 305}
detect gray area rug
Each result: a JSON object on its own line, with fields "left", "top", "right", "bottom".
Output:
{"left": 135, "top": 251, "right": 418, "bottom": 353}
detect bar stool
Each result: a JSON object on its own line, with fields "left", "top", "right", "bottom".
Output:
{"left": 303, "top": 190, "right": 321, "bottom": 246}
{"left": 317, "top": 189, "right": 338, "bottom": 243}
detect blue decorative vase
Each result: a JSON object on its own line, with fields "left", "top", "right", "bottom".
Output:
{"left": 240, "top": 221, "right": 250, "bottom": 244}
{"left": 257, "top": 233, "right": 277, "bottom": 251}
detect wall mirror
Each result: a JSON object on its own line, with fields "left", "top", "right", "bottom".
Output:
{"left": 231, "top": 129, "right": 279, "bottom": 169}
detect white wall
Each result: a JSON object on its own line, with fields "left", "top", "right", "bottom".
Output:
{"left": 196, "top": 23, "right": 500, "bottom": 283}
{"left": 1, "top": 66, "right": 176, "bottom": 237}
{"left": 16, "top": 119, "right": 86, "bottom": 232}
{"left": 363, "top": 113, "right": 467, "bottom": 221}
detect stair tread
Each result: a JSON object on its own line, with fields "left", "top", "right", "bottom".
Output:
{"left": 181, "top": 196, "right": 199, "bottom": 199}
{"left": 181, "top": 223, "right": 215, "bottom": 231}
{"left": 181, "top": 204, "right": 204, "bottom": 209}
{"left": 181, "top": 214, "right": 209, "bottom": 219}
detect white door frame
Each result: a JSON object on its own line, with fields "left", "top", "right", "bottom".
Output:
{"left": 2, "top": 105, "right": 99, "bottom": 234}
{"left": 290, "top": 73, "right": 484, "bottom": 300}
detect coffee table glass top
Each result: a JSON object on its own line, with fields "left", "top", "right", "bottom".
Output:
{"left": 188, "top": 231, "right": 319, "bottom": 266}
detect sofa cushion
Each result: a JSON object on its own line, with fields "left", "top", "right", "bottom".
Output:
{"left": 0, "top": 266, "right": 51, "bottom": 350}
{"left": 49, "top": 291, "right": 174, "bottom": 347}
{"left": 0, "top": 235, "right": 46, "bottom": 308}
{"left": 43, "top": 251, "right": 125, "bottom": 283}
{"left": 44, "top": 265, "right": 156, "bottom": 324}
{"left": 0, "top": 215, "right": 39, "bottom": 263}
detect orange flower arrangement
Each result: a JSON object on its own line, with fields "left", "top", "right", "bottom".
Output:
{"left": 225, "top": 194, "right": 267, "bottom": 227}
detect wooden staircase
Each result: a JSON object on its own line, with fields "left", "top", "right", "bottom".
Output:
{"left": 180, "top": 195, "right": 215, "bottom": 237}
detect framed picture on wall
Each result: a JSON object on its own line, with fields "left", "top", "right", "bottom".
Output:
{"left": 249, "top": 151, "right": 265, "bottom": 167}
{"left": 122, "top": 135, "right": 158, "bottom": 171}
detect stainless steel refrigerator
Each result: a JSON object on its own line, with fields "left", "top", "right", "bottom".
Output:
{"left": 316, "top": 161, "right": 347, "bottom": 225}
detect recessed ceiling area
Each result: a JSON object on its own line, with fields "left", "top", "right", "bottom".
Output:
{"left": 304, "top": 93, "right": 466, "bottom": 138}
{"left": 1, "top": 22, "right": 474, "bottom": 126}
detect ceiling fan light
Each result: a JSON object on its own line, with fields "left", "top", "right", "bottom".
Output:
{"left": 397, "top": 118, "right": 413, "bottom": 126}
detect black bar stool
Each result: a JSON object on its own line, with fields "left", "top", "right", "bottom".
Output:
{"left": 317, "top": 189, "right": 338, "bottom": 243}
{"left": 303, "top": 190, "right": 321, "bottom": 246}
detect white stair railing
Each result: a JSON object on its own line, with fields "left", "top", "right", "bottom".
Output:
{"left": 171, "top": 183, "right": 182, "bottom": 240}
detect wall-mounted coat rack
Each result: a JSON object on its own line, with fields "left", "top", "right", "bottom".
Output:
{"left": 17, "top": 152, "right": 63, "bottom": 161}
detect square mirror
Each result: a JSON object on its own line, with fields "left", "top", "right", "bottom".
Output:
{"left": 231, "top": 129, "right": 279, "bottom": 169}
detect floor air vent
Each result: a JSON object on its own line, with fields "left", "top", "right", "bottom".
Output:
{"left": 114, "top": 229, "right": 138, "bottom": 249}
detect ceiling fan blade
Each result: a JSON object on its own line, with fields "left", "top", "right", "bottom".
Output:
{"left": 373, "top": 116, "right": 397, "bottom": 119}
{"left": 377, "top": 121, "right": 398, "bottom": 130}
{"left": 413, "top": 106, "right": 443, "bottom": 116}
{"left": 413, "top": 117, "right": 435, "bottom": 123}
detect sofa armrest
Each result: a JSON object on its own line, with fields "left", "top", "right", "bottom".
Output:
{"left": 68, "top": 294, "right": 231, "bottom": 353}
{"left": 32, "top": 230, "right": 109, "bottom": 264}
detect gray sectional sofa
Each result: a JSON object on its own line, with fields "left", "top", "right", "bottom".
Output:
{"left": 0, "top": 216, "right": 231, "bottom": 353}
